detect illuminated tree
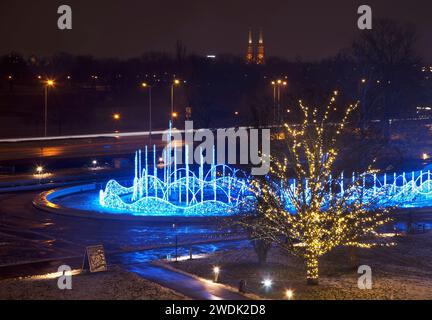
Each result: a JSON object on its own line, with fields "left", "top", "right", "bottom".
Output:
{"left": 241, "top": 92, "right": 392, "bottom": 285}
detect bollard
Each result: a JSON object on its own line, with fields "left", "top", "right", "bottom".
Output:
{"left": 238, "top": 280, "right": 246, "bottom": 293}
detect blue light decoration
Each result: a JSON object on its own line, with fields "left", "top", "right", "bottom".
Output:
{"left": 100, "top": 148, "right": 432, "bottom": 217}
{"left": 279, "top": 170, "right": 432, "bottom": 212}
{"left": 98, "top": 123, "right": 432, "bottom": 216}
{"left": 99, "top": 143, "right": 250, "bottom": 217}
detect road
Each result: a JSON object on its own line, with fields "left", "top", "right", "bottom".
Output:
{"left": 0, "top": 134, "right": 166, "bottom": 163}
{"left": 0, "top": 190, "right": 249, "bottom": 300}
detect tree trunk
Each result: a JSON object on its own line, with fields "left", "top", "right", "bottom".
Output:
{"left": 306, "top": 256, "right": 319, "bottom": 285}
{"left": 348, "top": 246, "right": 358, "bottom": 270}
{"left": 252, "top": 239, "right": 271, "bottom": 266}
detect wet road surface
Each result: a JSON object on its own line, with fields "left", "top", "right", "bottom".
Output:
{"left": 0, "top": 191, "right": 249, "bottom": 299}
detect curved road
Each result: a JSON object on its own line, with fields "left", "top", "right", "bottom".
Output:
{"left": 0, "top": 191, "right": 249, "bottom": 300}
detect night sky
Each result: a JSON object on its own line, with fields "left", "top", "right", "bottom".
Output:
{"left": 1, "top": 0, "right": 431, "bottom": 61}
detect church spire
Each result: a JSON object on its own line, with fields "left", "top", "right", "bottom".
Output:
{"left": 246, "top": 28, "right": 254, "bottom": 64}
{"left": 256, "top": 28, "right": 265, "bottom": 65}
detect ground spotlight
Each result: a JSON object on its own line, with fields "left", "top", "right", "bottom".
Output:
{"left": 262, "top": 278, "right": 273, "bottom": 289}
{"left": 285, "top": 289, "right": 294, "bottom": 300}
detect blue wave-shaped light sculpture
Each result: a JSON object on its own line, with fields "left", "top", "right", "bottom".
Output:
{"left": 99, "top": 139, "right": 432, "bottom": 217}
{"left": 99, "top": 145, "right": 251, "bottom": 216}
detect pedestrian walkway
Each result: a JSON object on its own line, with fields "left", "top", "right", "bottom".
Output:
{"left": 126, "top": 263, "right": 248, "bottom": 300}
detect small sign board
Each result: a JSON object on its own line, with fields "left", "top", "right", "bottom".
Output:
{"left": 84, "top": 245, "right": 107, "bottom": 273}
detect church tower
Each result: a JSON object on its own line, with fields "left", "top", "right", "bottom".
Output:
{"left": 245, "top": 29, "right": 254, "bottom": 64}
{"left": 256, "top": 29, "right": 265, "bottom": 65}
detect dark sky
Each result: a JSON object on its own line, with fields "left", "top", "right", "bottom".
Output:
{"left": 1, "top": 0, "right": 431, "bottom": 61}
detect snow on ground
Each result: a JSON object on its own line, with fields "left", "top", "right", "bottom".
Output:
{"left": 169, "top": 232, "right": 432, "bottom": 300}
{"left": 0, "top": 266, "right": 187, "bottom": 300}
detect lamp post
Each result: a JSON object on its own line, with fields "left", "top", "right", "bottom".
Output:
{"left": 142, "top": 83, "right": 152, "bottom": 145}
{"left": 271, "top": 80, "right": 287, "bottom": 124}
{"left": 44, "top": 80, "right": 55, "bottom": 137}
{"left": 173, "top": 223, "right": 178, "bottom": 262}
{"left": 171, "top": 79, "right": 181, "bottom": 123}
{"left": 213, "top": 266, "right": 220, "bottom": 283}
{"left": 271, "top": 81, "right": 276, "bottom": 123}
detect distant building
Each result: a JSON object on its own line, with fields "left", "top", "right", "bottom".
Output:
{"left": 245, "top": 29, "right": 266, "bottom": 65}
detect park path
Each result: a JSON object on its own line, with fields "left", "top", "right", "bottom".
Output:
{"left": 126, "top": 263, "right": 248, "bottom": 300}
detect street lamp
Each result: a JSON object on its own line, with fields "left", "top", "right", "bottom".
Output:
{"left": 141, "top": 82, "right": 153, "bottom": 145}
{"left": 113, "top": 113, "right": 121, "bottom": 120}
{"left": 44, "top": 79, "right": 55, "bottom": 137}
{"left": 271, "top": 79, "right": 287, "bottom": 124}
{"left": 171, "top": 79, "right": 181, "bottom": 122}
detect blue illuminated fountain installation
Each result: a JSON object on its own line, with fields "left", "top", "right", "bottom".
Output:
{"left": 99, "top": 144, "right": 250, "bottom": 217}
{"left": 280, "top": 170, "right": 432, "bottom": 213}
{"left": 99, "top": 144, "right": 432, "bottom": 217}
{"left": 97, "top": 122, "right": 432, "bottom": 217}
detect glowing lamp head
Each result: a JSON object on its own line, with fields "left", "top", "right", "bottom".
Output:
{"left": 262, "top": 278, "right": 273, "bottom": 289}
{"left": 285, "top": 289, "right": 294, "bottom": 300}
{"left": 422, "top": 153, "right": 429, "bottom": 161}
{"left": 361, "top": 78, "right": 367, "bottom": 84}
{"left": 172, "top": 112, "right": 178, "bottom": 118}
{"left": 174, "top": 79, "right": 181, "bottom": 85}
{"left": 113, "top": 113, "right": 121, "bottom": 120}
{"left": 283, "top": 81, "right": 287, "bottom": 86}
{"left": 213, "top": 266, "right": 220, "bottom": 274}
{"left": 46, "top": 80, "right": 55, "bottom": 87}
{"left": 36, "top": 166, "right": 44, "bottom": 174}
{"left": 92, "top": 160, "right": 98, "bottom": 165}
{"left": 277, "top": 79, "right": 282, "bottom": 84}
{"left": 141, "top": 82, "right": 148, "bottom": 88}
